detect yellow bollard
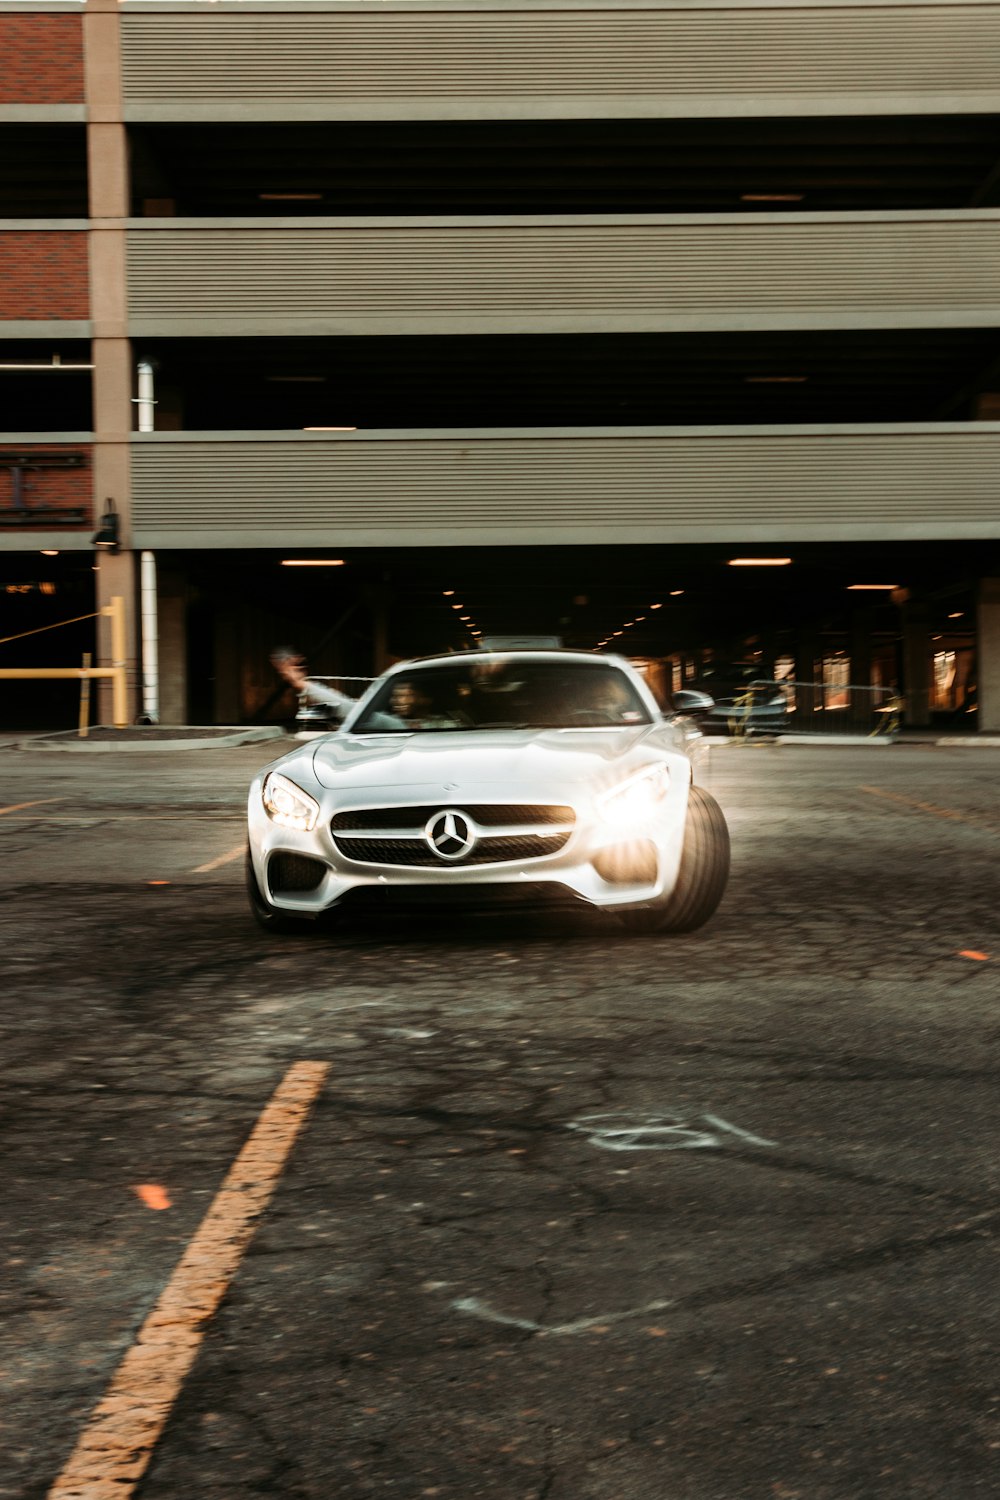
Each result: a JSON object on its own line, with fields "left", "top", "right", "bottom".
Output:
{"left": 103, "top": 595, "right": 128, "bottom": 728}
{"left": 79, "top": 652, "right": 92, "bottom": 738}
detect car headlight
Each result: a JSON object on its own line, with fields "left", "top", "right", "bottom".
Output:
{"left": 597, "top": 764, "right": 671, "bottom": 831}
{"left": 262, "top": 771, "right": 320, "bottom": 832}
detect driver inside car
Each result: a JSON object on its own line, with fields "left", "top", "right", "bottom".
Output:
{"left": 387, "top": 679, "right": 460, "bottom": 728}
{"left": 570, "top": 672, "right": 644, "bottom": 724}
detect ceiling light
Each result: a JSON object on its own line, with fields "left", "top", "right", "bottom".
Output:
{"left": 669, "top": 590, "right": 683, "bottom": 596}
{"left": 281, "top": 559, "right": 345, "bottom": 567}
{"left": 443, "top": 590, "right": 455, "bottom": 596}
{"left": 460, "top": 616, "right": 471, "bottom": 622}
{"left": 846, "top": 583, "right": 898, "bottom": 591}
{"left": 451, "top": 604, "right": 463, "bottom": 610}
{"left": 949, "top": 611, "right": 964, "bottom": 619}
{"left": 259, "top": 192, "right": 324, "bottom": 201}
{"left": 40, "top": 549, "right": 59, "bottom": 556}
{"left": 613, "top": 630, "right": 623, "bottom": 637}
{"left": 650, "top": 602, "right": 663, "bottom": 610}
{"left": 728, "top": 558, "right": 792, "bottom": 567}
{"left": 740, "top": 193, "right": 804, "bottom": 202}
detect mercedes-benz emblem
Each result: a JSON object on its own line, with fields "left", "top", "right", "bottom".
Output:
{"left": 425, "top": 808, "right": 476, "bottom": 861}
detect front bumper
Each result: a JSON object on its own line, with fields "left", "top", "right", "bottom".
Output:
{"left": 248, "top": 782, "right": 689, "bottom": 916}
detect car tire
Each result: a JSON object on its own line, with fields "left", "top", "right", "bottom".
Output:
{"left": 246, "top": 850, "right": 321, "bottom": 934}
{"left": 617, "top": 786, "right": 730, "bottom": 934}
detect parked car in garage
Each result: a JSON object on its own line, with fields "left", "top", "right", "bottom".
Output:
{"left": 248, "top": 650, "right": 729, "bottom": 935}
{"left": 686, "top": 662, "right": 792, "bottom": 735}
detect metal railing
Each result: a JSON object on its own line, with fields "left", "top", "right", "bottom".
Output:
{"left": 0, "top": 595, "right": 128, "bottom": 732}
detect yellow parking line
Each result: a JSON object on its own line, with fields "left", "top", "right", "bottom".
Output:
{"left": 861, "top": 785, "right": 998, "bottom": 834}
{"left": 46, "top": 1061, "right": 330, "bottom": 1500}
{"left": 192, "top": 843, "right": 245, "bottom": 873}
{"left": 0, "top": 797, "right": 62, "bottom": 816}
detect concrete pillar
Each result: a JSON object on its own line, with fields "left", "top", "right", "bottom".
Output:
{"left": 92, "top": 550, "right": 135, "bottom": 724}
{"left": 157, "top": 594, "right": 188, "bottom": 725}
{"left": 84, "top": 0, "right": 138, "bottom": 723}
{"left": 369, "top": 586, "right": 391, "bottom": 674}
{"left": 850, "top": 608, "right": 874, "bottom": 689}
{"left": 900, "top": 599, "right": 932, "bottom": 728}
{"left": 977, "top": 579, "right": 1000, "bottom": 734}
{"left": 794, "top": 628, "right": 818, "bottom": 688}
{"left": 213, "top": 614, "right": 241, "bottom": 724}
{"left": 792, "top": 627, "right": 820, "bottom": 720}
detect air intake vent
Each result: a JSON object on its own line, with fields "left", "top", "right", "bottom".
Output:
{"left": 269, "top": 853, "right": 325, "bottom": 894}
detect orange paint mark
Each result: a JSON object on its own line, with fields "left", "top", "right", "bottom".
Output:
{"left": 958, "top": 950, "right": 990, "bottom": 962}
{"left": 133, "top": 1184, "right": 172, "bottom": 1212}
{"left": 146, "top": 880, "right": 171, "bottom": 887}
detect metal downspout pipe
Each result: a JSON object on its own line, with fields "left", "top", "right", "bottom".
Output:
{"left": 140, "top": 552, "right": 159, "bottom": 724}
{"left": 136, "top": 362, "right": 159, "bottom": 723}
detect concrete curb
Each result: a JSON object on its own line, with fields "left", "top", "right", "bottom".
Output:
{"left": 703, "top": 734, "right": 895, "bottom": 747}
{"left": 9, "top": 726, "right": 287, "bottom": 753}
{"left": 934, "top": 736, "right": 1000, "bottom": 747}
{"left": 706, "top": 733, "right": 1000, "bottom": 749}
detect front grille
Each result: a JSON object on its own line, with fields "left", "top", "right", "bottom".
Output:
{"left": 336, "top": 834, "right": 570, "bottom": 868}
{"left": 331, "top": 803, "right": 575, "bottom": 868}
{"left": 330, "top": 804, "right": 574, "bottom": 832}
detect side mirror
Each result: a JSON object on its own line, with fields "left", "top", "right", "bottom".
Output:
{"left": 671, "top": 689, "right": 715, "bottom": 716}
{"left": 295, "top": 704, "right": 342, "bottom": 734}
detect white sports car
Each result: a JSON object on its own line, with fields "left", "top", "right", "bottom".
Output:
{"left": 247, "top": 650, "right": 729, "bottom": 935}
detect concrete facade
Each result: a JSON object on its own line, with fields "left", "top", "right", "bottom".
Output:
{"left": 1, "top": 0, "right": 999, "bottom": 727}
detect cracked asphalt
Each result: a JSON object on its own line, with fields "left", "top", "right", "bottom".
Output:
{"left": 2, "top": 737, "right": 999, "bottom": 1499}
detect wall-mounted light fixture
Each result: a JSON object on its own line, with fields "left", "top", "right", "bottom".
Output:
{"left": 93, "top": 499, "right": 119, "bottom": 553}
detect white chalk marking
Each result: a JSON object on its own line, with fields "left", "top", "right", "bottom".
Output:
{"left": 453, "top": 1295, "right": 673, "bottom": 1336}
{"left": 566, "top": 1111, "right": 776, "bottom": 1152}
{"left": 192, "top": 843, "right": 245, "bottom": 873}
{"left": 701, "top": 1114, "right": 777, "bottom": 1147}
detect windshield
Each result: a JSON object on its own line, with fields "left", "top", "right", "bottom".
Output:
{"left": 350, "top": 659, "right": 652, "bottom": 733}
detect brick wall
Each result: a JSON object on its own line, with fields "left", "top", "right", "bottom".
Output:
{"left": 0, "top": 15, "right": 84, "bottom": 104}
{"left": 0, "top": 445, "right": 93, "bottom": 529}
{"left": 0, "top": 233, "right": 89, "bottom": 320}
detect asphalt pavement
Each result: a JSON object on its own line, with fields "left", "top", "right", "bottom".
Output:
{"left": 1, "top": 736, "right": 999, "bottom": 1499}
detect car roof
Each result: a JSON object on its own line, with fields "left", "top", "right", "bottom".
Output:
{"left": 396, "top": 649, "right": 628, "bottom": 670}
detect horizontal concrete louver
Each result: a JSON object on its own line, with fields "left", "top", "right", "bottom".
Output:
{"left": 126, "top": 217, "right": 1000, "bottom": 331}
{"left": 119, "top": 5, "right": 1000, "bottom": 116}
{"left": 129, "top": 428, "right": 1000, "bottom": 546}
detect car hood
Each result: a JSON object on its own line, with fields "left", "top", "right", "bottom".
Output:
{"left": 309, "top": 726, "right": 663, "bottom": 793}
